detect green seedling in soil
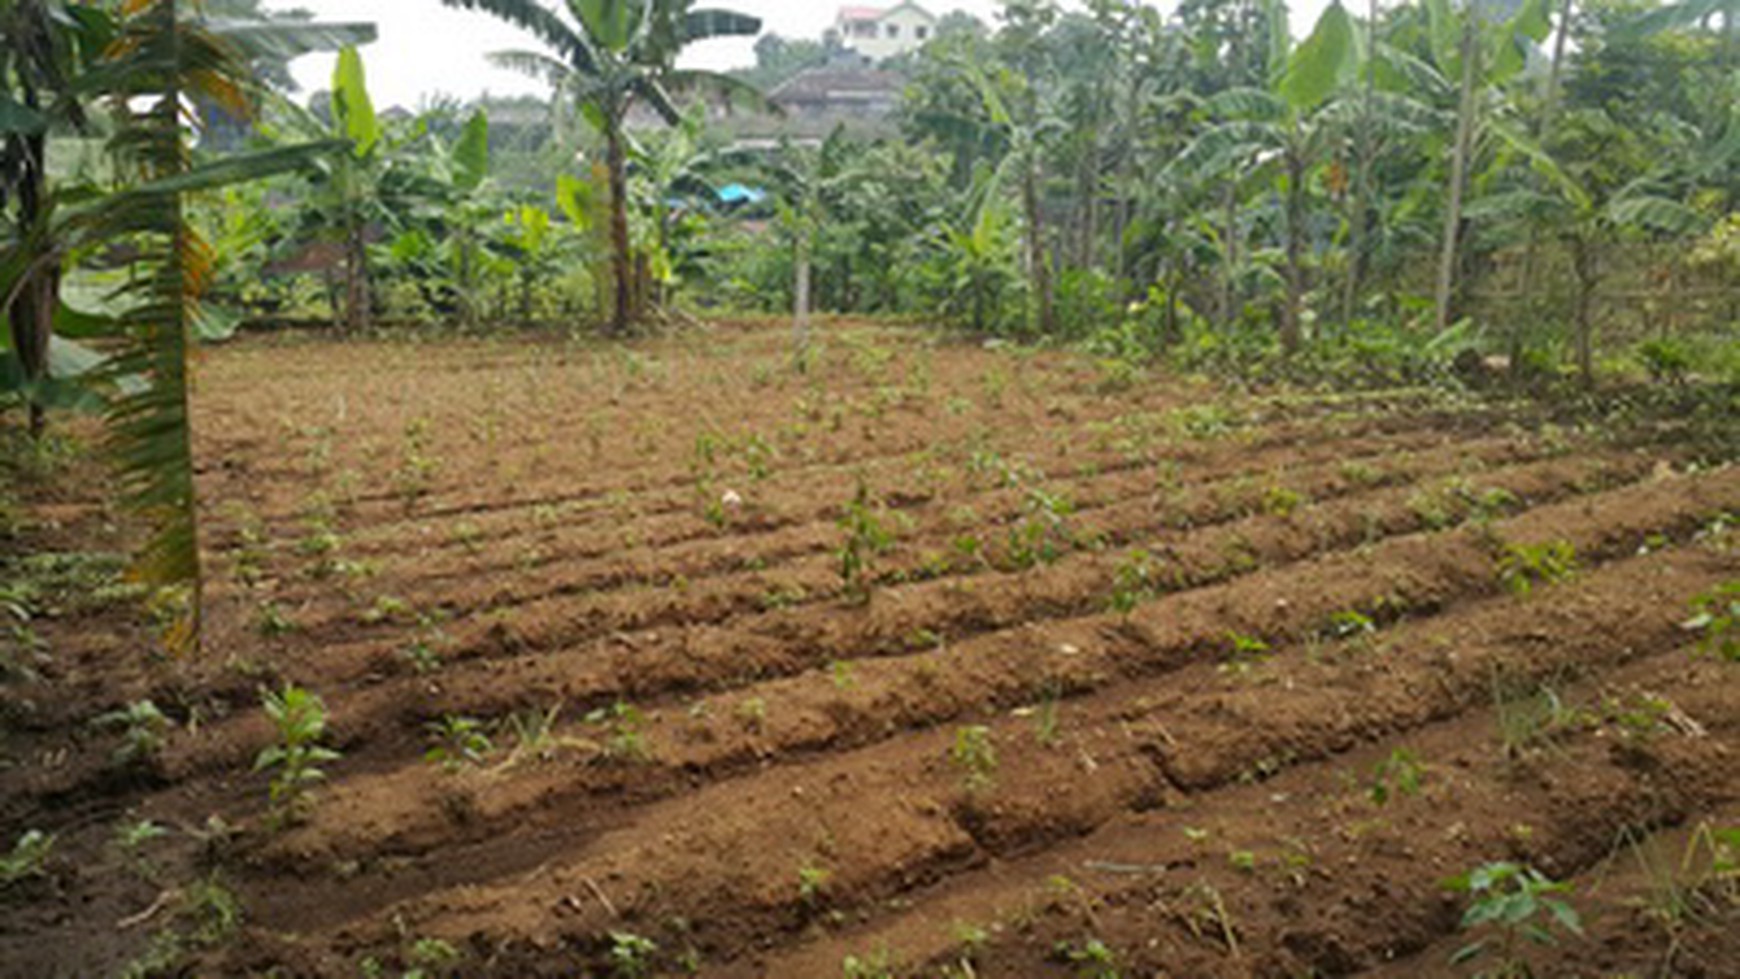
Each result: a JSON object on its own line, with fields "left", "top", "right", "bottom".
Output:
{"left": 1221, "top": 632, "right": 1271, "bottom": 674}
{"left": 1228, "top": 850, "right": 1257, "bottom": 872}
{"left": 119, "top": 875, "right": 244, "bottom": 979}
{"left": 829, "top": 660, "right": 857, "bottom": 690}
{"left": 608, "top": 931, "right": 658, "bottom": 979}
{"left": 1034, "top": 683, "right": 1063, "bottom": 747}
{"left": 1684, "top": 582, "right": 1739, "bottom": 661}
{"left": 1053, "top": 937, "right": 1120, "bottom": 978}
{"left": 1004, "top": 485, "right": 1075, "bottom": 570}
{"left": 842, "top": 947, "right": 897, "bottom": 979}
{"left": 361, "top": 594, "right": 414, "bottom": 625}
{"left": 797, "top": 860, "right": 831, "bottom": 905}
{"left": 401, "top": 936, "right": 460, "bottom": 979}
{"left": 113, "top": 819, "right": 168, "bottom": 879}
{"left": 424, "top": 715, "right": 493, "bottom": 773}
{"left": 1323, "top": 609, "right": 1377, "bottom": 639}
{"left": 837, "top": 482, "right": 892, "bottom": 603}
{"left": 1444, "top": 862, "right": 1583, "bottom": 976}
{"left": 736, "top": 696, "right": 768, "bottom": 732}
{"left": 1261, "top": 485, "right": 1304, "bottom": 517}
{"left": 1108, "top": 549, "right": 1157, "bottom": 615}
{"left": 1369, "top": 748, "right": 1424, "bottom": 806}
{"left": 1496, "top": 540, "right": 1578, "bottom": 596}
{"left": 951, "top": 725, "right": 997, "bottom": 793}
{"left": 255, "top": 600, "right": 297, "bottom": 637}
{"left": 254, "top": 684, "right": 341, "bottom": 827}
{"left": 95, "top": 699, "right": 171, "bottom": 769}
{"left": 1492, "top": 669, "right": 1578, "bottom": 759}
{"left": 588, "top": 702, "right": 649, "bottom": 762}
{"left": 0, "top": 830, "right": 53, "bottom": 887}
{"left": 399, "top": 638, "right": 443, "bottom": 675}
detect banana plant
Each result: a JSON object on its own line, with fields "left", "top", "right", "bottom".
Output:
{"left": 440, "top": 0, "right": 763, "bottom": 334}
{"left": 1166, "top": 0, "right": 1360, "bottom": 352}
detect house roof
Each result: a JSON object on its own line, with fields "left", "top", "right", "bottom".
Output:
{"left": 769, "top": 66, "right": 906, "bottom": 105}
{"left": 837, "top": 6, "right": 887, "bottom": 21}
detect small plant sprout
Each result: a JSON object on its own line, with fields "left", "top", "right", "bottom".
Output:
{"left": 0, "top": 830, "right": 53, "bottom": 887}
{"left": 1324, "top": 609, "right": 1376, "bottom": 639}
{"left": 1368, "top": 748, "right": 1424, "bottom": 806}
{"left": 1445, "top": 862, "right": 1583, "bottom": 975}
{"left": 425, "top": 715, "right": 493, "bottom": 773}
{"left": 1221, "top": 631, "right": 1271, "bottom": 673}
{"left": 1108, "top": 549, "right": 1156, "bottom": 615}
{"left": 951, "top": 725, "right": 997, "bottom": 793}
{"left": 96, "top": 699, "right": 171, "bottom": 769}
{"left": 113, "top": 818, "right": 168, "bottom": 878}
{"left": 1053, "top": 937, "right": 1119, "bottom": 979}
{"left": 837, "top": 481, "right": 893, "bottom": 603}
{"left": 587, "top": 701, "right": 649, "bottom": 762}
{"left": 797, "top": 860, "right": 832, "bottom": 905}
{"left": 608, "top": 931, "right": 658, "bottom": 979}
{"left": 1684, "top": 581, "right": 1739, "bottom": 661}
{"left": 1497, "top": 540, "right": 1578, "bottom": 596}
{"left": 254, "top": 684, "right": 341, "bottom": 826}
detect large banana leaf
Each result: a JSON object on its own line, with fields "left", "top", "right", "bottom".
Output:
{"left": 204, "top": 19, "right": 378, "bottom": 61}
{"left": 453, "top": 110, "right": 490, "bottom": 192}
{"left": 438, "top": 0, "right": 593, "bottom": 72}
{"left": 332, "top": 47, "right": 378, "bottom": 157}
{"left": 1281, "top": 2, "right": 1358, "bottom": 111}
{"left": 574, "top": 0, "right": 641, "bottom": 54}
{"left": 1613, "top": 0, "right": 1734, "bottom": 39}
{"left": 1608, "top": 194, "right": 1708, "bottom": 235}
{"left": 680, "top": 8, "right": 761, "bottom": 42}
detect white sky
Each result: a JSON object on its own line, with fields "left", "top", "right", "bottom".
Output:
{"left": 271, "top": 1, "right": 1331, "bottom": 110}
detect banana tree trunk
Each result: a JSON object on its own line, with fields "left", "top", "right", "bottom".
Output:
{"left": 344, "top": 219, "right": 370, "bottom": 334}
{"left": 1514, "top": 0, "right": 1575, "bottom": 375}
{"left": 7, "top": 129, "right": 54, "bottom": 439}
{"left": 1434, "top": 0, "right": 1482, "bottom": 335}
{"left": 1222, "top": 182, "right": 1240, "bottom": 327}
{"left": 793, "top": 228, "right": 811, "bottom": 362}
{"left": 1282, "top": 148, "right": 1306, "bottom": 355}
{"left": 605, "top": 116, "right": 633, "bottom": 336}
{"left": 1022, "top": 151, "right": 1055, "bottom": 337}
{"left": 1342, "top": 0, "right": 1381, "bottom": 329}
{"left": 1572, "top": 232, "right": 1596, "bottom": 389}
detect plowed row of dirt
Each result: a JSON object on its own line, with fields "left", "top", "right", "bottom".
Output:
{"left": 0, "top": 320, "right": 1733, "bottom": 979}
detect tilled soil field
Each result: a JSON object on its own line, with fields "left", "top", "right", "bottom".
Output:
{"left": 1, "top": 320, "right": 1736, "bottom": 978}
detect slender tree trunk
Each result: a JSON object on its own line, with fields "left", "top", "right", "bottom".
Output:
{"left": 7, "top": 127, "right": 55, "bottom": 439}
{"left": 344, "top": 220, "right": 370, "bottom": 334}
{"left": 1282, "top": 148, "right": 1306, "bottom": 354}
{"left": 793, "top": 226, "right": 812, "bottom": 363}
{"left": 1572, "top": 233, "right": 1596, "bottom": 388}
{"left": 605, "top": 117, "right": 633, "bottom": 336}
{"left": 1023, "top": 150, "right": 1055, "bottom": 336}
{"left": 1222, "top": 181, "right": 1240, "bottom": 327}
{"left": 1434, "top": 0, "right": 1482, "bottom": 335}
{"left": 1342, "top": 0, "right": 1381, "bottom": 329}
{"left": 1515, "top": 0, "right": 1575, "bottom": 374}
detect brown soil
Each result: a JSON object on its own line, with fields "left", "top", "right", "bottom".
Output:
{"left": 0, "top": 319, "right": 1735, "bottom": 979}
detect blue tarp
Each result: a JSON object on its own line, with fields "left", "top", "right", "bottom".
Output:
{"left": 717, "top": 184, "right": 767, "bottom": 205}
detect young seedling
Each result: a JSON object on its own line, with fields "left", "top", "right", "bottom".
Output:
{"left": 424, "top": 715, "right": 493, "bottom": 773}
{"left": 254, "top": 684, "right": 341, "bottom": 827}
{"left": 587, "top": 702, "right": 649, "bottom": 762}
{"left": 1444, "top": 862, "right": 1583, "bottom": 976}
{"left": 1685, "top": 582, "right": 1739, "bottom": 661}
{"left": 1496, "top": 540, "right": 1578, "bottom": 596}
{"left": 1368, "top": 748, "right": 1424, "bottom": 806}
{"left": 837, "top": 482, "right": 892, "bottom": 603}
{"left": 608, "top": 931, "right": 658, "bottom": 979}
{"left": 797, "top": 860, "right": 832, "bottom": 906}
{"left": 1108, "top": 549, "right": 1156, "bottom": 615}
{"left": 0, "top": 830, "right": 53, "bottom": 887}
{"left": 951, "top": 725, "right": 997, "bottom": 793}
{"left": 95, "top": 699, "right": 171, "bottom": 769}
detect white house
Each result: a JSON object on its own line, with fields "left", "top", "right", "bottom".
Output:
{"left": 834, "top": 3, "right": 938, "bottom": 63}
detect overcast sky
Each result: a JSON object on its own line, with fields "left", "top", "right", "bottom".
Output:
{"left": 269, "top": 1, "right": 1331, "bottom": 110}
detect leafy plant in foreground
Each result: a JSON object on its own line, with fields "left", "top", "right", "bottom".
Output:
{"left": 1444, "top": 862, "right": 1583, "bottom": 976}
{"left": 254, "top": 684, "right": 340, "bottom": 826}
{"left": 95, "top": 699, "right": 171, "bottom": 769}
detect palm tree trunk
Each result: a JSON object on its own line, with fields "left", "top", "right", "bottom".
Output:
{"left": 605, "top": 116, "right": 633, "bottom": 336}
{"left": 1434, "top": 0, "right": 1482, "bottom": 335}
{"left": 1514, "top": 0, "right": 1574, "bottom": 374}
